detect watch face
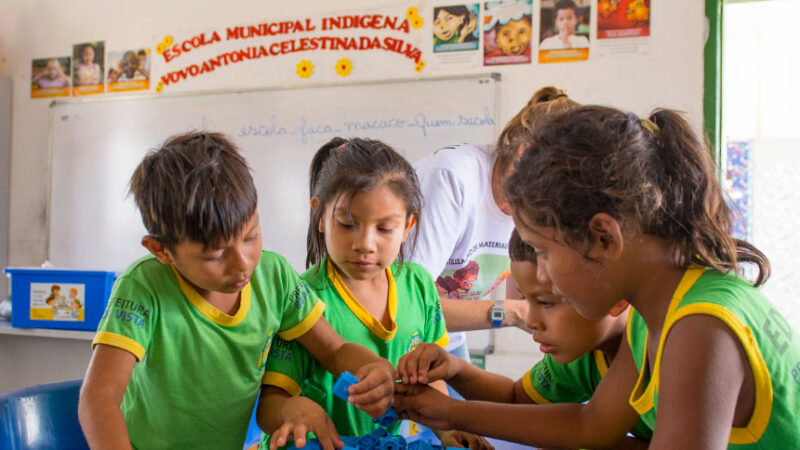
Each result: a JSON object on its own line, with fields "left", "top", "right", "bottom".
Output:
{"left": 491, "top": 310, "right": 504, "bottom": 320}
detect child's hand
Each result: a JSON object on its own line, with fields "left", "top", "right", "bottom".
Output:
{"left": 348, "top": 359, "right": 395, "bottom": 418}
{"left": 395, "top": 343, "right": 456, "bottom": 384}
{"left": 393, "top": 383, "right": 455, "bottom": 430}
{"left": 270, "top": 396, "right": 344, "bottom": 450}
{"left": 437, "top": 430, "right": 495, "bottom": 450}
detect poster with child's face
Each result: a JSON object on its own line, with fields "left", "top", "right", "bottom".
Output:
{"left": 483, "top": 0, "right": 533, "bottom": 66}
{"left": 30, "top": 57, "right": 71, "bottom": 99}
{"left": 72, "top": 41, "right": 105, "bottom": 96}
{"left": 597, "top": 0, "right": 650, "bottom": 39}
{"left": 434, "top": 4, "right": 480, "bottom": 52}
{"left": 107, "top": 48, "right": 151, "bottom": 93}
{"left": 538, "top": 0, "right": 591, "bottom": 63}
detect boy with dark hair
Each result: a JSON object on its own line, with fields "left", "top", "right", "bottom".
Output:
{"left": 79, "top": 132, "right": 394, "bottom": 450}
{"left": 394, "top": 229, "right": 651, "bottom": 447}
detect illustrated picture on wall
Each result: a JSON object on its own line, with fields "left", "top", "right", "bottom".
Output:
{"left": 483, "top": 0, "right": 533, "bottom": 66}
{"left": 107, "top": 48, "right": 151, "bottom": 93}
{"left": 538, "top": 0, "right": 591, "bottom": 63}
{"left": 597, "top": 0, "right": 650, "bottom": 39}
{"left": 433, "top": 3, "right": 480, "bottom": 53}
{"left": 30, "top": 56, "right": 71, "bottom": 99}
{"left": 72, "top": 41, "right": 105, "bottom": 96}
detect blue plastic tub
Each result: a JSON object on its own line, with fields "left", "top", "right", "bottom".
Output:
{"left": 4, "top": 268, "right": 116, "bottom": 331}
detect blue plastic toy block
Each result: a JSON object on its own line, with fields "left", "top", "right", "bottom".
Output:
{"left": 357, "top": 434, "right": 379, "bottom": 450}
{"left": 407, "top": 440, "right": 432, "bottom": 450}
{"left": 371, "top": 428, "right": 390, "bottom": 439}
{"left": 333, "top": 371, "right": 360, "bottom": 401}
{"left": 372, "top": 406, "right": 398, "bottom": 427}
{"left": 287, "top": 439, "right": 321, "bottom": 450}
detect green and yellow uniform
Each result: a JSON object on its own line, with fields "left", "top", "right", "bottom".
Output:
{"left": 261, "top": 257, "right": 448, "bottom": 443}
{"left": 628, "top": 265, "right": 800, "bottom": 448}
{"left": 92, "top": 252, "right": 324, "bottom": 450}
{"left": 522, "top": 349, "right": 653, "bottom": 439}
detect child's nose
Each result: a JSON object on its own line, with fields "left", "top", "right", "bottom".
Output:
{"left": 353, "top": 228, "right": 377, "bottom": 253}
{"left": 526, "top": 306, "right": 543, "bottom": 331}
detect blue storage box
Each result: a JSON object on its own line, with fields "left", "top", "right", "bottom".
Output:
{"left": 4, "top": 268, "right": 117, "bottom": 331}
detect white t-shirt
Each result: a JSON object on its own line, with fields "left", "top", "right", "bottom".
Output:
{"left": 409, "top": 143, "right": 514, "bottom": 350}
{"left": 539, "top": 34, "right": 590, "bottom": 50}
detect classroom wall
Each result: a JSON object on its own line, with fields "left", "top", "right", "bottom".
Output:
{"left": 0, "top": 0, "right": 707, "bottom": 391}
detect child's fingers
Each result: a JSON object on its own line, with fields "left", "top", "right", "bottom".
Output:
{"left": 313, "top": 417, "right": 344, "bottom": 450}
{"left": 291, "top": 424, "right": 309, "bottom": 448}
{"left": 269, "top": 424, "right": 293, "bottom": 450}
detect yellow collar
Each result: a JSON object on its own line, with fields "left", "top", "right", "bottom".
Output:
{"left": 327, "top": 259, "right": 398, "bottom": 340}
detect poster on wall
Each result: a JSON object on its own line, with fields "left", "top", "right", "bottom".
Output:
{"left": 538, "top": 0, "right": 590, "bottom": 63}
{"left": 107, "top": 49, "right": 151, "bottom": 92}
{"left": 483, "top": 0, "right": 533, "bottom": 66}
{"left": 72, "top": 41, "right": 105, "bottom": 96}
{"left": 596, "top": 0, "right": 651, "bottom": 56}
{"left": 432, "top": 3, "right": 481, "bottom": 68}
{"left": 30, "top": 57, "right": 71, "bottom": 99}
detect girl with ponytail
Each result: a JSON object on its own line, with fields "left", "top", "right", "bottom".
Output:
{"left": 395, "top": 105, "right": 799, "bottom": 449}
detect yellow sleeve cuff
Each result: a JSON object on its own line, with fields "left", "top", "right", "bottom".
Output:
{"left": 521, "top": 369, "right": 550, "bottom": 404}
{"left": 262, "top": 371, "right": 302, "bottom": 397}
{"left": 279, "top": 299, "right": 326, "bottom": 341}
{"left": 434, "top": 331, "right": 450, "bottom": 349}
{"left": 92, "top": 331, "right": 146, "bottom": 362}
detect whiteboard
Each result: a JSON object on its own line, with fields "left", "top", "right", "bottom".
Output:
{"left": 48, "top": 74, "right": 500, "bottom": 271}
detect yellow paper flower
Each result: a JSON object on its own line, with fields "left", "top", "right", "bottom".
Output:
{"left": 415, "top": 60, "right": 425, "bottom": 72}
{"left": 163, "top": 35, "right": 173, "bottom": 47}
{"left": 406, "top": 7, "right": 419, "bottom": 19}
{"left": 296, "top": 60, "right": 313, "bottom": 78}
{"left": 335, "top": 58, "right": 353, "bottom": 77}
{"left": 156, "top": 81, "right": 164, "bottom": 93}
{"left": 411, "top": 17, "right": 424, "bottom": 29}
{"left": 155, "top": 43, "right": 165, "bottom": 55}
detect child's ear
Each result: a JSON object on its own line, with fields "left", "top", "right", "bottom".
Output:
{"left": 608, "top": 299, "right": 630, "bottom": 318}
{"left": 402, "top": 215, "right": 417, "bottom": 241}
{"left": 310, "top": 197, "right": 325, "bottom": 233}
{"left": 587, "top": 213, "right": 624, "bottom": 262}
{"left": 141, "top": 236, "right": 174, "bottom": 264}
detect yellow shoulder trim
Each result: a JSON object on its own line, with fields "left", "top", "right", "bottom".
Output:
{"left": 327, "top": 259, "right": 398, "bottom": 340}
{"left": 262, "top": 371, "right": 302, "bottom": 397}
{"left": 593, "top": 350, "right": 609, "bottom": 376}
{"left": 664, "top": 303, "right": 772, "bottom": 444}
{"left": 629, "top": 265, "right": 705, "bottom": 415}
{"left": 279, "top": 299, "right": 326, "bottom": 341}
{"left": 434, "top": 331, "right": 450, "bottom": 348}
{"left": 92, "top": 331, "right": 146, "bottom": 361}
{"left": 521, "top": 369, "right": 551, "bottom": 404}
{"left": 170, "top": 265, "right": 250, "bottom": 327}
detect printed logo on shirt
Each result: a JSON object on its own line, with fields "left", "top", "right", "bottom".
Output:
{"left": 534, "top": 362, "right": 554, "bottom": 393}
{"left": 407, "top": 331, "right": 423, "bottom": 353}
{"left": 104, "top": 296, "right": 151, "bottom": 329}
{"left": 288, "top": 281, "right": 312, "bottom": 309}
{"left": 258, "top": 331, "right": 274, "bottom": 370}
{"left": 268, "top": 336, "right": 294, "bottom": 363}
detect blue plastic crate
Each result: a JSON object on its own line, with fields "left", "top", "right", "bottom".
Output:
{"left": 4, "top": 268, "right": 117, "bottom": 331}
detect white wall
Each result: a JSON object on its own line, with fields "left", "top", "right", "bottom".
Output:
{"left": 0, "top": 0, "right": 707, "bottom": 391}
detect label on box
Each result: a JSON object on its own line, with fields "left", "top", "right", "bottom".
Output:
{"left": 29, "top": 282, "right": 86, "bottom": 322}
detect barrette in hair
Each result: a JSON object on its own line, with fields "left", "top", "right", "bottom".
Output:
{"left": 640, "top": 118, "right": 660, "bottom": 137}
{"left": 554, "top": 93, "right": 568, "bottom": 99}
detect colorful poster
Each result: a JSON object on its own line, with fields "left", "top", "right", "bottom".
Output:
{"left": 725, "top": 140, "right": 753, "bottom": 241}
{"left": 107, "top": 48, "right": 151, "bottom": 93}
{"left": 598, "top": 0, "right": 650, "bottom": 39}
{"left": 72, "top": 41, "right": 105, "bottom": 96}
{"left": 596, "top": 0, "right": 651, "bottom": 55}
{"left": 433, "top": 4, "right": 480, "bottom": 52}
{"left": 30, "top": 57, "right": 71, "bottom": 99}
{"left": 483, "top": 0, "right": 533, "bottom": 66}
{"left": 538, "top": 0, "right": 590, "bottom": 63}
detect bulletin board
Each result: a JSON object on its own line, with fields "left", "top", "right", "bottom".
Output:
{"left": 46, "top": 74, "right": 500, "bottom": 272}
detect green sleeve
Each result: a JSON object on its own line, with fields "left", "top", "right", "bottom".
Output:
{"left": 524, "top": 353, "right": 597, "bottom": 404}
{"left": 92, "top": 276, "right": 156, "bottom": 361}
{"left": 271, "top": 255, "right": 325, "bottom": 341}
{"left": 262, "top": 335, "right": 313, "bottom": 396}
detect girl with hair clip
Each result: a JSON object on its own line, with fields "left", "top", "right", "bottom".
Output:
{"left": 395, "top": 105, "right": 800, "bottom": 449}
{"left": 258, "top": 138, "right": 491, "bottom": 450}
{"left": 409, "top": 87, "right": 579, "bottom": 396}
